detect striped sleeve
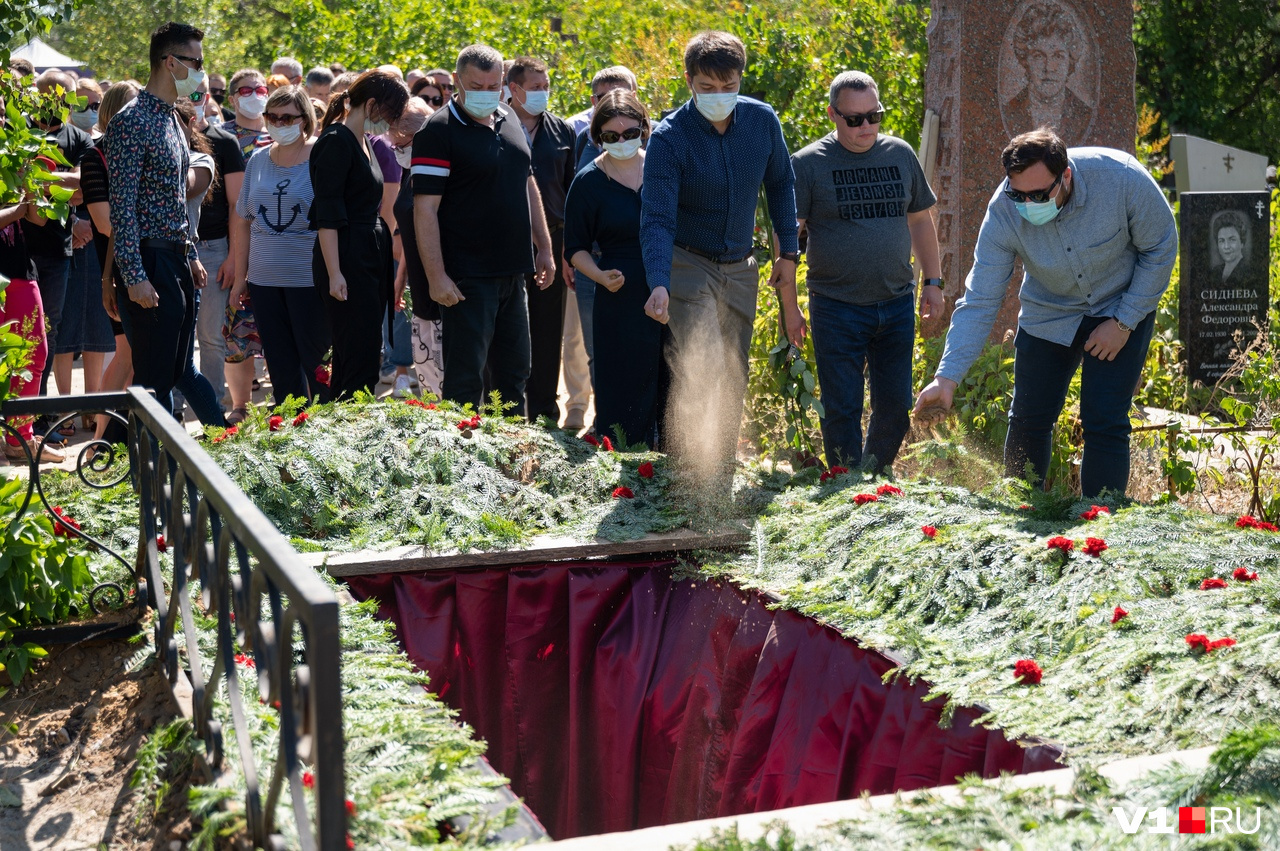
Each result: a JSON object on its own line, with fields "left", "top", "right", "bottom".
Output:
{"left": 411, "top": 113, "right": 451, "bottom": 196}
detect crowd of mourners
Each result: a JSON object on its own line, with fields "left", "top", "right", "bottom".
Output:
{"left": 1, "top": 20, "right": 1176, "bottom": 500}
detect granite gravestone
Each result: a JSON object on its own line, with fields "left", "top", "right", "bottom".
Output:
{"left": 1179, "top": 192, "right": 1271, "bottom": 385}
{"left": 923, "top": 0, "right": 1136, "bottom": 335}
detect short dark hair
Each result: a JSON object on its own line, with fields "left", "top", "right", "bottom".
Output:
{"left": 507, "top": 56, "right": 548, "bottom": 87}
{"left": 1002, "top": 128, "right": 1069, "bottom": 176}
{"left": 9, "top": 58, "right": 34, "bottom": 77}
{"left": 306, "top": 67, "right": 334, "bottom": 87}
{"left": 683, "top": 31, "right": 746, "bottom": 81}
{"left": 149, "top": 21, "right": 204, "bottom": 71}
{"left": 456, "top": 45, "right": 503, "bottom": 75}
{"left": 590, "top": 89, "right": 650, "bottom": 145}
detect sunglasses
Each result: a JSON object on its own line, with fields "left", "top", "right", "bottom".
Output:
{"left": 420, "top": 94, "right": 444, "bottom": 107}
{"left": 209, "top": 88, "right": 226, "bottom": 96}
{"left": 236, "top": 85, "right": 270, "bottom": 97}
{"left": 265, "top": 111, "right": 303, "bottom": 125}
{"left": 1003, "top": 172, "right": 1061, "bottom": 204}
{"left": 170, "top": 53, "right": 204, "bottom": 71}
{"left": 598, "top": 127, "right": 643, "bottom": 144}
{"left": 832, "top": 105, "right": 885, "bottom": 128}
{"left": 437, "top": 82, "right": 455, "bottom": 91}
{"left": 78, "top": 103, "right": 100, "bottom": 113}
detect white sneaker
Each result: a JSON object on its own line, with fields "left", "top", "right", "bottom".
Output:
{"left": 392, "top": 373, "right": 415, "bottom": 398}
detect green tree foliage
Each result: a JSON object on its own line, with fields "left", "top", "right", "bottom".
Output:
{"left": 1134, "top": 0, "right": 1280, "bottom": 161}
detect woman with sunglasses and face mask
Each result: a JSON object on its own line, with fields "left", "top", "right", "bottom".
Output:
{"left": 222, "top": 68, "right": 271, "bottom": 158}
{"left": 70, "top": 79, "right": 103, "bottom": 138}
{"left": 229, "top": 86, "right": 328, "bottom": 404}
{"left": 563, "top": 89, "right": 665, "bottom": 448}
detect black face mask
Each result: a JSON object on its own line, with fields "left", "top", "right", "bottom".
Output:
{"left": 210, "top": 92, "right": 226, "bottom": 105}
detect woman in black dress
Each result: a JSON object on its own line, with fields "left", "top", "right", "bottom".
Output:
{"left": 563, "top": 90, "right": 664, "bottom": 448}
{"left": 310, "top": 69, "right": 408, "bottom": 398}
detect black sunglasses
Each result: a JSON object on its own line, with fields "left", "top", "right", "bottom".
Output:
{"left": 598, "top": 127, "right": 643, "bottom": 144}
{"left": 170, "top": 53, "right": 204, "bottom": 71}
{"left": 1003, "top": 173, "right": 1062, "bottom": 204}
{"left": 832, "top": 105, "right": 884, "bottom": 127}
{"left": 265, "top": 111, "right": 303, "bottom": 125}
{"left": 419, "top": 94, "right": 444, "bottom": 107}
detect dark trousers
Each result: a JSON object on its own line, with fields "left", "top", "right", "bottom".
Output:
{"left": 810, "top": 291, "right": 915, "bottom": 471}
{"left": 524, "top": 228, "right": 565, "bottom": 422}
{"left": 249, "top": 283, "right": 331, "bottom": 404}
{"left": 33, "top": 254, "right": 69, "bottom": 397}
{"left": 441, "top": 275, "right": 530, "bottom": 416}
{"left": 115, "top": 244, "right": 218, "bottom": 421}
{"left": 318, "top": 271, "right": 384, "bottom": 402}
{"left": 1006, "top": 311, "right": 1156, "bottom": 497}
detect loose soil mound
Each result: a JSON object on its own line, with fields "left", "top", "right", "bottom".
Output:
{"left": 0, "top": 634, "right": 191, "bottom": 849}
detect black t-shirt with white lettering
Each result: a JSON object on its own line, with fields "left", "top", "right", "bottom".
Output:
{"left": 410, "top": 101, "right": 534, "bottom": 280}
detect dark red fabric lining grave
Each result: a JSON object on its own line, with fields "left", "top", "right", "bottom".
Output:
{"left": 347, "top": 560, "right": 1061, "bottom": 839}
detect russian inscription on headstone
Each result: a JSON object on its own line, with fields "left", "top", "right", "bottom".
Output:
{"left": 1179, "top": 191, "right": 1271, "bottom": 385}
{"left": 923, "top": 0, "right": 1135, "bottom": 336}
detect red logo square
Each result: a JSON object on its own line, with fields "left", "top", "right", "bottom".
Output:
{"left": 1179, "top": 806, "right": 1206, "bottom": 834}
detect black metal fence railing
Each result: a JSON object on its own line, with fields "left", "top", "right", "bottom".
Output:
{"left": 1, "top": 389, "right": 346, "bottom": 850}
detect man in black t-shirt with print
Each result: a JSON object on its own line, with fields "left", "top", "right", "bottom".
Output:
{"left": 411, "top": 44, "right": 555, "bottom": 417}
{"left": 790, "top": 71, "right": 942, "bottom": 472}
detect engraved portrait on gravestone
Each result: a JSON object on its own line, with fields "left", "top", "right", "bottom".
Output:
{"left": 1209, "top": 209, "right": 1252, "bottom": 286}
{"left": 999, "top": 0, "right": 1098, "bottom": 144}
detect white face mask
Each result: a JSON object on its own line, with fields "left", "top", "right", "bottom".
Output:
{"left": 239, "top": 93, "right": 267, "bottom": 118}
{"left": 267, "top": 122, "right": 302, "bottom": 146}
{"left": 502, "top": 85, "right": 510, "bottom": 102}
{"left": 462, "top": 89, "right": 501, "bottom": 119}
{"left": 364, "top": 117, "right": 390, "bottom": 136}
{"left": 603, "top": 137, "right": 642, "bottom": 160}
{"left": 394, "top": 146, "right": 412, "bottom": 168}
{"left": 694, "top": 91, "right": 738, "bottom": 123}
{"left": 171, "top": 60, "right": 205, "bottom": 101}
{"left": 70, "top": 108, "right": 98, "bottom": 131}
{"left": 521, "top": 90, "right": 549, "bottom": 115}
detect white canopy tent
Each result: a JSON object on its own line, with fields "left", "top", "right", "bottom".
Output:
{"left": 10, "top": 37, "right": 87, "bottom": 73}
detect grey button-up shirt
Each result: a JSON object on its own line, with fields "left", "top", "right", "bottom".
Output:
{"left": 936, "top": 147, "right": 1177, "bottom": 384}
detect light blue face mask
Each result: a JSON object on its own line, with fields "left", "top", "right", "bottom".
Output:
{"left": 1015, "top": 197, "right": 1062, "bottom": 226}
{"left": 462, "top": 89, "right": 501, "bottom": 119}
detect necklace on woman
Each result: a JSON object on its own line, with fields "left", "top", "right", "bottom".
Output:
{"left": 602, "top": 155, "right": 642, "bottom": 192}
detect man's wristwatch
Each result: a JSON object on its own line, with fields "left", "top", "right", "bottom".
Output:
{"left": 923, "top": 277, "right": 944, "bottom": 288}
{"left": 777, "top": 251, "right": 800, "bottom": 264}
{"left": 1114, "top": 318, "right": 1133, "bottom": 333}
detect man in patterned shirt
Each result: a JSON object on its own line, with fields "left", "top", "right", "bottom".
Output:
{"left": 106, "top": 21, "right": 215, "bottom": 415}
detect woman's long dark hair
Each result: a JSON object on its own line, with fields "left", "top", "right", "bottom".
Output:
{"left": 321, "top": 69, "right": 410, "bottom": 130}
{"left": 175, "top": 98, "right": 220, "bottom": 192}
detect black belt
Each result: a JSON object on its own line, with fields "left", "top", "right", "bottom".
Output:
{"left": 675, "top": 242, "right": 753, "bottom": 265}
{"left": 140, "top": 237, "right": 190, "bottom": 254}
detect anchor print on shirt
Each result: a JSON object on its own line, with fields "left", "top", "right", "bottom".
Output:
{"left": 260, "top": 178, "right": 302, "bottom": 233}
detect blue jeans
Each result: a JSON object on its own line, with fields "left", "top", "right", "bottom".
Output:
{"left": 573, "top": 270, "right": 595, "bottom": 383}
{"left": 382, "top": 307, "right": 412, "bottom": 369}
{"left": 810, "top": 291, "right": 915, "bottom": 471}
{"left": 1006, "top": 311, "right": 1156, "bottom": 497}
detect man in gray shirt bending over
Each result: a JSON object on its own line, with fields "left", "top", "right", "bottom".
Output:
{"left": 792, "top": 70, "right": 942, "bottom": 472}
{"left": 914, "top": 128, "right": 1177, "bottom": 497}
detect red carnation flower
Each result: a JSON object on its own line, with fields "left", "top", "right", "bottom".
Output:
{"left": 346, "top": 836, "right": 354, "bottom": 851}
{"left": 302, "top": 770, "right": 314, "bottom": 789}
{"left": 1199, "top": 578, "right": 1229, "bottom": 590}
{"left": 612, "top": 486, "right": 634, "bottom": 499}
{"left": 1082, "top": 537, "right": 1108, "bottom": 557}
{"left": 921, "top": 525, "right": 937, "bottom": 539}
{"left": 584, "top": 434, "right": 600, "bottom": 447}
{"left": 1046, "top": 536, "right": 1074, "bottom": 553}
{"left": 1111, "top": 606, "right": 1128, "bottom": 623}
{"left": 1187, "top": 633, "right": 1236, "bottom": 654}
{"left": 1013, "top": 659, "right": 1043, "bottom": 685}
{"left": 1019, "top": 504, "right": 1034, "bottom": 511}
{"left": 268, "top": 415, "right": 284, "bottom": 431}
{"left": 602, "top": 436, "right": 615, "bottom": 452}
{"left": 293, "top": 412, "right": 310, "bottom": 427}
{"left": 853, "top": 493, "right": 879, "bottom": 505}
{"left": 212, "top": 425, "right": 239, "bottom": 443}
{"left": 876, "top": 484, "right": 903, "bottom": 497}
{"left": 1233, "top": 567, "right": 1259, "bottom": 582}
{"left": 403, "top": 397, "right": 436, "bottom": 410}
{"left": 1236, "top": 515, "right": 1280, "bottom": 532}
{"left": 345, "top": 799, "right": 357, "bottom": 816}
{"left": 1207, "top": 637, "right": 1237, "bottom": 652}
{"left": 638, "top": 461, "right": 654, "bottom": 479}
{"left": 1079, "top": 505, "right": 1111, "bottom": 521}
{"left": 234, "top": 652, "right": 255, "bottom": 668}
{"left": 157, "top": 534, "right": 167, "bottom": 553}
{"left": 314, "top": 365, "right": 331, "bottom": 387}
{"left": 52, "top": 506, "right": 81, "bottom": 537}
{"left": 819, "top": 465, "right": 849, "bottom": 483}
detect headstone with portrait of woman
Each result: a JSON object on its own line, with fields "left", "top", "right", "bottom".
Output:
{"left": 1178, "top": 191, "right": 1271, "bottom": 385}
